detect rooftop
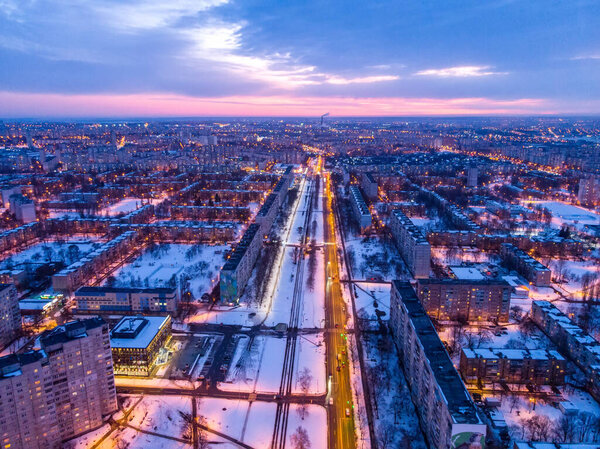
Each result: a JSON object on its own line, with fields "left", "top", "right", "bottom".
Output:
{"left": 110, "top": 315, "right": 170, "bottom": 349}
{"left": 393, "top": 280, "right": 480, "bottom": 424}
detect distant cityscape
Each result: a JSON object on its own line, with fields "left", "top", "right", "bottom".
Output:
{"left": 0, "top": 117, "right": 599, "bottom": 449}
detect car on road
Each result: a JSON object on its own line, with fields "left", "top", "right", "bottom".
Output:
{"left": 345, "top": 408, "right": 351, "bottom": 417}
{"left": 329, "top": 397, "right": 333, "bottom": 405}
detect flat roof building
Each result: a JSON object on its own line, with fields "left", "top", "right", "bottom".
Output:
{"left": 417, "top": 279, "right": 511, "bottom": 323}
{"left": 110, "top": 315, "right": 172, "bottom": 376}
{"left": 75, "top": 286, "right": 179, "bottom": 314}
{"left": 0, "top": 318, "right": 117, "bottom": 449}
{"left": 390, "top": 281, "right": 486, "bottom": 449}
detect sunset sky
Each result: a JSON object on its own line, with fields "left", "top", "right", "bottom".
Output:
{"left": 1, "top": 0, "right": 599, "bottom": 117}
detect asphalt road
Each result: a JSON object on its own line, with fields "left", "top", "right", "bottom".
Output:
{"left": 323, "top": 171, "right": 356, "bottom": 449}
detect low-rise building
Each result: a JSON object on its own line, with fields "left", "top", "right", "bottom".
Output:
{"left": 390, "top": 281, "right": 487, "bottom": 449}
{"left": 500, "top": 243, "right": 551, "bottom": 287}
{"left": 459, "top": 347, "right": 566, "bottom": 386}
{"left": 416, "top": 279, "right": 511, "bottom": 323}
{"left": 74, "top": 286, "right": 179, "bottom": 314}
{"left": 110, "top": 315, "right": 172, "bottom": 376}
{"left": 531, "top": 300, "right": 600, "bottom": 401}
{"left": 389, "top": 209, "right": 431, "bottom": 278}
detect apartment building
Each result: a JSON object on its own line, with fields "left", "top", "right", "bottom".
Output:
{"left": 389, "top": 209, "right": 431, "bottom": 278}
{"left": 500, "top": 243, "right": 551, "bottom": 287}
{"left": 0, "top": 283, "right": 20, "bottom": 348}
{"left": 220, "top": 223, "right": 262, "bottom": 304}
{"left": 460, "top": 347, "right": 566, "bottom": 386}
{"left": 578, "top": 177, "right": 600, "bottom": 207}
{"left": 9, "top": 194, "right": 36, "bottom": 223}
{"left": 0, "top": 318, "right": 117, "bottom": 449}
{"left": 255, "top": 193, "right": 279, "bottom": 235}
{"left": 531, "top": 300, "right": 600, "bottom": 400}
{"left": 74, "top": 286, "right": 179, "bottom": 314}
{"left": 416, "top": 279, "right": 511, "bottom": 323}
{"left": 52, "top": 230, "right": 138, "bottom": 293}
{"left": 390, "top": 281, "right": 487, "bottom": 449}
{"left": 360, "top": 172, "right": 378, "bottom": 200}
{"left": 349, "top": 185, "right": 372, "bottom": 233}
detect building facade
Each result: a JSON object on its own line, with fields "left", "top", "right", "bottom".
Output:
{"left": 0, "top": 283, "right": 20, "bottom": 348}
{"left": 416, "top": 279, "right": 511, "bottom": 323}
{"left": 390, "top": 281, "right": 487, "bottom": 449}
{"left": 219, "top": 223, "right": 262, "bottom": 304}
{"left": 459, "top": 347, "right": 566, "bottom": 386}
{"left": 531, "top": 300, "right": 600, "bottom": 400}
{"left": 0, "top": 318, "right": 117, "bottom": 449}
{"left": 389, "top": 209, "right": 431, "bottom": 278}
{"left": 74, "top": 286, "right": 179, "bottom": 314}
{"left": 110, "top": 315, "right": 172, "bottom": 376}
{"left": 349, "top": 186, "right": 372, "bottom": 233}
{"left": 500, "top": 243, "right": 551, "bottom": 287}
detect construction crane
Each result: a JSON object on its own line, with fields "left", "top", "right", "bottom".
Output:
{"left": 320, "top": 112, "right": 330, "bottom": 127}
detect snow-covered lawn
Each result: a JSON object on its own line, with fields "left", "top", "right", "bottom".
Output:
{"left": 102, "top": 198, "right": 150, "bottom": 216}
{"left": 127, "top": 395, "right": 191, "bottom": 434}
{"left": 499, "top": 387, "right": 600, "bottom": 441}
{"left": 523, "top": 200, "right": 600, "bottom": 230}
{"left": 106, "top": 243, "right": 228, "bottom": 299}
{"left": 285, "top": 404, "right": 327, "bottom": 449}
{"left": 292, "top": 332, "right": 326, "bottom": 395}
{"left": 353, "top": 282, "right": 391, "bottom": 322}
{"left": 301, "top": 246, "right": 326, "bottom": 328}
{"left": 345, "top": 234, "right": 404, "bottom": 281}
{"left": 361, "top": 332, "right": 427, "bottom": 449}
{"left": 0, "top": 238, "right": 101, "bottom": 268}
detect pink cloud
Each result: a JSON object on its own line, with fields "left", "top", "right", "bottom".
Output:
{"left": 0, "top": 91, "right": 586, "bottom": 117}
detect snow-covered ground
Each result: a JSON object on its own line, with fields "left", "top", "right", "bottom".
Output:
{"left": 101, "top": 198, "right": 153, "bottom": 216}
{"left": 361, "top": 332, "right": 427, "bottom": 449}
{"left": 353, "top": 281, "right": 391, "bottom": 322}
{"left": 499, "top": 387, "right": 600, "bottom": 441}
{"left": 345, "top": 233, "right": 405, "bottom": 281}
{"left": 523, "top": 200, "right": 600, "bottom": 230}
{"left": 106, "top": 243, "right": 228, "bottom": 299}
{"left": 218, "top": 332, "right": 325, "bottom": 395}
{"left": 0, "top": 238, "right": 101, "bottom": 268}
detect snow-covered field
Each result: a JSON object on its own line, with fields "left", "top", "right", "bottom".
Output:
{"left": 106, "top": 243, "right": 228, "bottom": 299}
{"left": 361, "top": 332, "right": 427, "bottom": 449}
{"left": 0, "top": 238, "right": 101, "bottom": 269}
{"left": 102, "top": 198, "right": 151, "bottom": 216}
{"left": 523, "top": 200, "right": 600, "bottom": 230}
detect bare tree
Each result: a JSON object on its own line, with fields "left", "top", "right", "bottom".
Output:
{"left": 290, "top": 426, "right": 311, "bottom": 449}
{"left": 378, "top": 424, "right": 394, "bottom": 449}
{"left": 554, "top": 413, "right": 578, "bottom": 443}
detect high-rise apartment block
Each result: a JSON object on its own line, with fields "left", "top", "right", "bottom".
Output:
{"left": 0, "top": 283, "right": 20, "bottom": 348}
{"left": 578, "top": 177, "right": 600, "bottom": 207}
{"left": 389, "top": 209, "right": 431, "bottom": 278}
{"left": 390, "top": 281, "right": 486, "bottom": 449}
{"left": 0, "top": 318, "right": 117, "bottom": 449}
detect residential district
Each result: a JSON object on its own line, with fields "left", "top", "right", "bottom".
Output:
{"left": 1, "top": 117, "right": 600, "bottom": 449}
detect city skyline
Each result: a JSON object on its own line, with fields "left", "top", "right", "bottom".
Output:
{"left": 1, "top": 0, "right": 599, "bottom": 117}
